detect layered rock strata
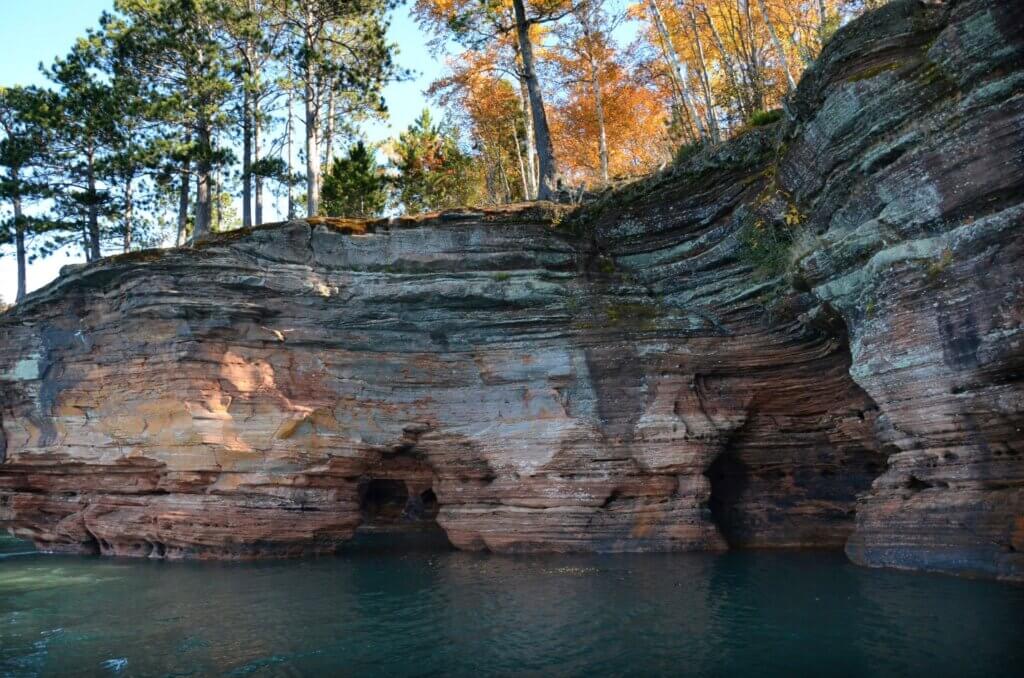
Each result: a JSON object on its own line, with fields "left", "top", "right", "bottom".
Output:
{"left": 784, "top": 0, "right": 1024, "bottom": 580}
{"left": 0, "top": 0, "right": 1021, "bottom": 580}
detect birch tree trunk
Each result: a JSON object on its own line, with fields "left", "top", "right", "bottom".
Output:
{"left": 577, "top": 4, "right": 610, "bottom": 182}
{"left": 323, "top": 85, "right": 335, "bottom": 169}
{"left": 284, "top": 85, "right": 292, "bottom": 218}
{"left": 513, "top": 124, "right": 530, "bottom": 200}
{"left": 176, "top": 153, "right": 190, "bottom": 246}
{"left": 688, "top": 6, "right": 719, "bottom": 141}
{"left": 498, "top": 153, "right": 512, "bottom": 203}
{"left": 304, "top": 75, "right": 320, "bottom": 216}
{"left": 286, "top": 87, "right": 296, "bottom": 220}
{"left": 303, "top": 8, "right": 321, "bottom": 217}
{"left": 516, "top": 76, "right": 539, "bottom": 199}
{"left": 254, "top": 103, "right": 263, "bottom": 225}
{"left": 123, "top": 175, "right": 133, "bottom": 253}
{"left": 757, "top": 0, "right": 797, "bottom": 91}
{"left": 86, "top": 145, "right": 101, "bottom": 260}
{"left": 739, "top": 0, "right": 766, "bottom": 111}
{"left": 512, "top": 0, "right": 559, "bottom": 201}
{"left": 648, "top": 0, "right": 707, "bottom": 140}
{"left": 242, "top": 87, "right": 252, "bottom": 228}
{"left": 700, "top": 3, "right": 747, "bottom": 121}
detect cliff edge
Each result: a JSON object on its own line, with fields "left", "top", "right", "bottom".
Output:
{"left": 1, "top": 0, "right": 1021, "bottom": 581}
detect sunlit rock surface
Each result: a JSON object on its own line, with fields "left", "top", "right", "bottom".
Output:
{"left": 0, "top": 0, "right": 1021, "bottom": 580}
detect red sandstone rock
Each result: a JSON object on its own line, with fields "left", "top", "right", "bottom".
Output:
{"left": 0, "top": 0, "right": 1021, "bottom": 582}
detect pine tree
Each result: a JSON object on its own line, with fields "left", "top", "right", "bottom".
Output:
{"left": 321, "top": 141, "right": 389, "bottom": 218}
{"left": 391, "top": 109, "right": 480, "bottom": 214}
{"left": 276, "top": 0, "right": 399, "bottom": 217}
{"left": 216, "top": 0, "right": 284, "bottom": 227}
{"left": 104, "top": 0, "right": 235, "bottom": 241}
{"left": 101, "top": 66, "right": 155, "bottom": 253}
{"left": 0, "top": 87, "right": 57, "bottom": 302}
{"left": 44, "top": 38, "right": 121, "bottom": 261}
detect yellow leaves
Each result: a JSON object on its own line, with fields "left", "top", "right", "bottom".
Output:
{"left": 784, "top": 203, "right": 804, "bottom": 227}
{"left": 417, "top": 0, "right": 865, "bottom": 195}
{"left": 549, "top": 54, "right": 671, "bottom": 183}
{"left": 636, "top": 0, "right": 849, "bottom": 135}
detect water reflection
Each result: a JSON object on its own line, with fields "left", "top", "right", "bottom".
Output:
{"left": 0, "top": 536, "right": 1021, "bottom": 677}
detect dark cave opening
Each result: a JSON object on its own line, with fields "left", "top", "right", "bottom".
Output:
{"left": 360, "top": 479, "right": 410, "bottom": 525}
{"left": 705, "top": 452, "right": 749, "bottom": 548}
{"left": 417, "top": 488, "right": 439, "bottom": 519}
{"left": 353, "top": 477, "right": 450, "bottom": 551}
{"left": 697, "top": 300, "right": 891, "bottom": 551}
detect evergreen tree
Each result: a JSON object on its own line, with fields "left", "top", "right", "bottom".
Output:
{"left": 216, "top": 0, "right": 284, "bottom": 227}
{"left": 102, "top": 67, "right": 156, "bottom": 253}
{"left": 44, "top": 38, "right": 121, "bottom": 261}
{"left": 321, "top": 141, "right": 389, "bottom": 218}
{"left": 0, "top": 86, "right": 57, "bottom": 302}
{"left": 104, "top": 0, "right": 235, "bottom": 241}
{"left": 391, "top": 109, "right": 480, "bottom": 214}
{"left": 276, "top": 0, "right": 399, "bottom": 217}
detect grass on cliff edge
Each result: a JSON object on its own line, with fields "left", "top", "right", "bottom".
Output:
{"left": 557, "top": 126, "right": 780, "bottom": 238}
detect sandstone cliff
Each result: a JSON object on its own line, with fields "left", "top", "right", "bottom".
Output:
{"left": 1, "top": 0, "right": 1021, "bottom": 581}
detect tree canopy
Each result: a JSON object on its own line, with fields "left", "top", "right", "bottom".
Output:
{"left": 0, "top": 0, "right": 877, "bottom": 302}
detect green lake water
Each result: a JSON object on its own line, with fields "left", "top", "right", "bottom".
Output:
{"left": 1, "top": 534, "right": 1022, "bottom": 677}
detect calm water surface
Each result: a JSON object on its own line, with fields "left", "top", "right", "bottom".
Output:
{"left": 1, "top": 535, "right": 1022, "bottom": 677}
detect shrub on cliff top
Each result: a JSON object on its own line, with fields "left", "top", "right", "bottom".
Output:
{"left": 738, "top": 195, "right": 808, "bottom": 279}
{"left": 673, "top": 140, "right": 704, "bottom": 166}
{"left": 321, "top": 141, "right": 389, "bottom": 219}
{"left": 747, "top": 109, "right": 784, "bottom": 127}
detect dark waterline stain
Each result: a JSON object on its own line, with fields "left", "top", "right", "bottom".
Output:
{"left": 1, "top": 535, "right": 1022, "bottom": 677}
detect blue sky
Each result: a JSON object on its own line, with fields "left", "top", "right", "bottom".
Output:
{"left": 0, "top": 1, "right": 444, "bottom": 304}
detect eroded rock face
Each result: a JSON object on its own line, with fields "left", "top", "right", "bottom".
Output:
{"left": 781, "top": 0, "right": 1024, "bottom": 581}
{"left": 0, "top": 198, "right": 885, "bottom": 560}
{"left": 0, "top": 0, "right": 1021, "bottom": 580}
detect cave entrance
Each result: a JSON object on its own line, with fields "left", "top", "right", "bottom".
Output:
{"left": 359, "top": 479, "right": 441, "bottom": 530}
{"left": 351, "top": 473, "right": 450, "bottom": 551}
{"left": 361, "top": 479, "right": 410, "bottom": 525}
{"left": 694, "top": 300, "right": 894, "bottom": 552}
{"left": 705, "top": 451, "right": 749, "bottom": 549}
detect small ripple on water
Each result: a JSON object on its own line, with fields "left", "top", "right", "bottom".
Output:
{"left": 100, "top": 657, "right": 128, "bottom": 673}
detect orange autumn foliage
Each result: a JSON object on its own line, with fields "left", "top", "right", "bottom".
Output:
{"left": 548, "top": 53, "right": 671, "bottom": 184}
{"left": 414, "top": 0, "right": 874, "bottom": 200}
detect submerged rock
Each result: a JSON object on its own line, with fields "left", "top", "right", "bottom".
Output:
{"left": 0, "top": 0, "right": 1021, "bottom": 581}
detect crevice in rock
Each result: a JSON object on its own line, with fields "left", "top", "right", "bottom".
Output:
{"left": 903, "top": 475, "right": 948, "bottom": 492}
{"left": 417, "top": 488, "right": 439, "bottom": 519}
{"left": 600, "top": 489, "right": 621, "bottom": 509}
{"left": 704, "top": 451, "right": 749, "bottom": 549}
{"left": 904, "top": 475, "right": 932, "bottom": 492}
{"left": 80, "top": 521, "right": 102, "bottom": 556}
